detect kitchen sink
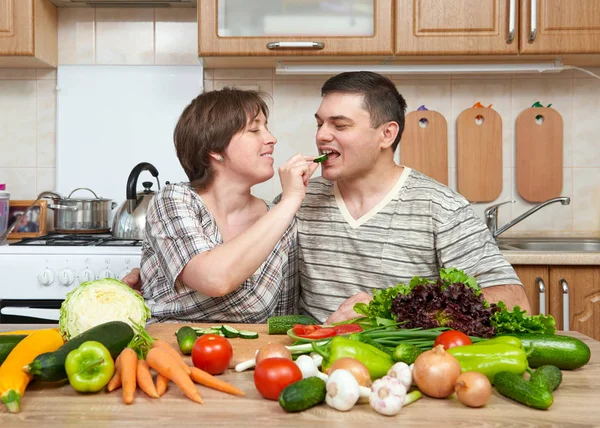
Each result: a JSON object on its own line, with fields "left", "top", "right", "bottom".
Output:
{"left": 497, "top": 238, "right": 600, "bottom": 252}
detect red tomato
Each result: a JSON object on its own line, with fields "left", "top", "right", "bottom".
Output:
{"left": 332, "top": 324, "right": 363, "bottom": 335}
{"left": 296, "top": 327, "right": 337, "bottom": 339}
{"left": 434, "top": 330, "right": 473, "bottom": 350}
{"left": 254, "top": 358, "right": 302, "bottom": 400}
{"left": 292, "top": 324, "right": 322, "bottom": 336}
{"left": 191, "top": 334, "right": 233, "bottom": 375}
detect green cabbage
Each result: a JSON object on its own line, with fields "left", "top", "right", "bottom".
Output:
{"left": 59, "top": 278, "right": 151, "bottom": 340}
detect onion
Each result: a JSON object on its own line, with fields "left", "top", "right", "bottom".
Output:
{"left": 412, "top": 345, "right": 462, "bottom": 398}
{"left": 454, "top": 371, "right": 492, "bottom": 408}
{"left": 327, "top": 358, "right": 372, "bottom": 387}
{"left": 255, "top": 343, "right": 292, "bottom": 364}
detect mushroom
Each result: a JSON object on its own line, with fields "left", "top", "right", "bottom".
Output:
{"left": 325, "top": 369, "right": 370, "bottom": 411}
{"left": 387, "top": 362, "right": 412, "bottom": 390}
{"left": 295, "top": 355, "right": 328, "bottom": 381}
{"left": 369, "top": 376, "right": 408, "bottom": 416}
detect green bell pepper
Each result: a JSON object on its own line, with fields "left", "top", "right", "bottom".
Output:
{"left": 65, "top": 341, "right": 115, "bottom": 393}
{"left": 472, "top": 336, "right": 523, "bottom": 349}
{"left": 312, "top": 336, "right": 394, "bottom": 380}
{"left": 447, "top": 343, "right": 529, "bottom": 383}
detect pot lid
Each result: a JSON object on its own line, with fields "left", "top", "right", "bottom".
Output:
{"left": 58, "top": 187, "right": 113, "bottom": 202}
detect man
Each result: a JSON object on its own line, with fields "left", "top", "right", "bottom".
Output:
{"left": 294, "top": 71, "right": 529, "bottom": 324}
{"left": 123, "top": 71, "right": 530, "bottom": 323}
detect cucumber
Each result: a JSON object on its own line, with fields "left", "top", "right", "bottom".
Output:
{"left": 504, "top": 333, "right": 591, "bottom": 369}
{"left": 25, "top": 321, "right": 134, "bottom": 382}
{"left": 494, "top": 371, "right": 554, "bottom": 410}
{"left": 238, "top": 330, "right": 259, "bottom": 339}
{"left": 268, "top": 315, "right": 318, "bottom": 335}
{"left": 279, "top": 377, "right": 327, "bottom": 412}
{"left": 221, "top": 325, "right": 240, "bottom": 338}
{"left": 530, "top": 365, "right": 562, "bottom": 392}
{"left": 313, "top": 154, "right": 329, "bottom": 163}
{"left": 175, "top": 326, "right": 197, "bottom": 355}
{"left": 0, "top": 335, "right": 27, "bottom": 365}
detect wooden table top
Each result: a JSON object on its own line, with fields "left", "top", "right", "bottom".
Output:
{"left": 0, "top": 323, "right": 598, "bottom": 427}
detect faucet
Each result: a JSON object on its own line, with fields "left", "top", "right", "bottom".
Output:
{"left": 485, "top": 196, "right": 571, "bottom": 239}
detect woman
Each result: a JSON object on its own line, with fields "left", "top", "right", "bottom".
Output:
{"left": 139, "top": 88, "right": 318, "bottom": 324}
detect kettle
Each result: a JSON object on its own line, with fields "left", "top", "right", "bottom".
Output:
{"left": 112, "top": 162, "right": 160, "bottom": 240}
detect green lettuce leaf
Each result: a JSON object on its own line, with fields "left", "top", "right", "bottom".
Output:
{"left": 490, "top": 302, "right": 556, "bottom": 335}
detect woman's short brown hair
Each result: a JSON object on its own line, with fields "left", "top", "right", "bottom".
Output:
{"left": 174, "top": 87, "right": 270, "bottom": 190}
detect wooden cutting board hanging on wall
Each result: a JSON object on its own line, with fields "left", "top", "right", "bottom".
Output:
{"left": 516, "top": 107, "right": 563, "bottom": 202}
{"left": 457, "top": 107, "right": 503, "bottom": 202}
{"left": 401, "top": 110, "right": 448, "bottom": 184}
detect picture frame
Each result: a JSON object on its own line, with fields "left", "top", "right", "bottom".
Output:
{"left": 7, "top": 200, "right": 48, "bottom": 239}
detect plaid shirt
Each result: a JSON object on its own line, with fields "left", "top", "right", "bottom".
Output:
{"left": 140, "top": 183, "right": 299, "bottom": 324}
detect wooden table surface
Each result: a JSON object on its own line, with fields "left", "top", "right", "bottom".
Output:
{"left": 0, "top": 323, "right": 599, "bottom": 427}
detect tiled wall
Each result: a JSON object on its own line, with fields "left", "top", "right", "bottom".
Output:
{"left": 0, "top": 8, "right": 599, "bottom": 236}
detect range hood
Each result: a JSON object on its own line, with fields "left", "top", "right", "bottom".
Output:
{"left": 47, "top": 0, "right": 196, "bottom": 7}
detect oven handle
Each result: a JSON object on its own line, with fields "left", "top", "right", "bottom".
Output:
{"left": 0, "top": 307, "right": 60, "bottom": 321}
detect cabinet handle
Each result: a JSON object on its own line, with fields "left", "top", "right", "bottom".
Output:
{"left": 266, "top": 42, "right": 325, "bottom": 50}
{"left": 560, "top": 278, "right": 569, "bottom": 331}
{"left": 528, "top": 0, "right": 537, "bottom": 43}
{"left": 507, "top": 0, "right": 516, "bottom": 44}
{"left": 537, "top": 277, "right": 546, "bottom": 316}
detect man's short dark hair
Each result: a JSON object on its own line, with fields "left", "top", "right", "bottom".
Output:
{"left": 321, "top": 71, "right": 407, "bottom": 151}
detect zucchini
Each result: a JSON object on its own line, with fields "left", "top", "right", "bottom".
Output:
{"left": 238, "top": 330, "right": 259, "bottom": 339}
{"left": 504, "top": 333, "right": 591, "bottom": 369}
{"left": 175, "top": 326, "right": 197, "bottom": 355}
{"left": 268, "top": 315, "right": 318, "bottom": 335}
{"left": 0, "top": 335, "right": 27, "bottom": 365}
{"left": 279, "top": 377, "right": 326, "bottom": 412}
{"left": 530, "top": 365, "right": 562, "bottom": 392}
{"left": 494, "top": 371, "right": 554, "bottom": 410}
{"left": 24, "top": 321, "right": 134, "bottom": 382}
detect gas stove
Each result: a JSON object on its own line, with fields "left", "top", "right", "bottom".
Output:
{"left": 0, "top": 232, "right": 142, "bottom": 304}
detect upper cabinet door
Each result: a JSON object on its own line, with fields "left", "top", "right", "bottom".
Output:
{"left": 520, "top": 0, "right": 600, "bottom": 54}
{"left": 198, "top": 0, "right": 393, "bottom": 57}
{"left": 0, "top": 0, "right": 33, "bottom": 56}
{"left": 396, "top": 0, "right": 519, "bottom": 55}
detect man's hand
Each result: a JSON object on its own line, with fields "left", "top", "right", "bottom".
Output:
{"left": 325, "top": 292, "right": 372, "bottom": 325}
{"left": 482, "top": 284, "right": 532, "bottom": 313}
{"left": 121, "top": 268, "right": 142, "bottom": 293}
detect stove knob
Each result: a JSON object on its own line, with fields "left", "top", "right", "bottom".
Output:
{"left": 38, "top": 269, "right": 55, "bottom": 286}
{"left": 79, "top": 269, "right": 95, "bottom": 283}
{"left": 58, "top": 269, "right": 76, "bottom": 286}
{"left": 98, "top": 269, "right": 115, "bottom": 279}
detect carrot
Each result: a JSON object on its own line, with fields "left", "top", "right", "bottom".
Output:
{"left": 136, "top": 360, "right": 159, "bottom": 398}
{"left": 155, "top": 373, "right": 169, "bottom": 397}
{"left": 152, "top": 340, "right": 191, "bottom": 375}
{"left": 120, "top": 348, "right": 138, "bottom": 405}
{"left": 107, "top": 354, "right": 122, "bottom": 392}
{"left": 189, "top": 366, "right": 245, "bottom": 397}
{"left": 146, "top": 347, "right": 203, "bottom": 404}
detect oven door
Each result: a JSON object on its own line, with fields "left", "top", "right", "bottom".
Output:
{"left": 0, "top": 300, "right": 62, "bottom": 324}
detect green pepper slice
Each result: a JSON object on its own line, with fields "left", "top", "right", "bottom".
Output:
{"left": 65, "top": 341, "right": 115, "bottom": 393}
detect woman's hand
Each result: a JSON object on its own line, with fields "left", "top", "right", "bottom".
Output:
{"left": 278, "top": 154, "right": 319, "bottom": 206}
{"left": 121, "top": 268, "right": 142, "bottom": 294}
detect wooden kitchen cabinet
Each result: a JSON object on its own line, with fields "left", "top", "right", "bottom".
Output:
{"left": 513, "top": 265, "right": 549, "bottom": 316}
{"left": 519, "top": 0, "right": 600, "bottom": 54}
{"left": 198, "top": 0, "right": 394, "bottom": 67}
{"left": 396, "top": 0, "right": 519, "bottom": 55}
{"left": 0, "top": 0, "right": 57, "bottom": 68}
{"left": 514, "top": 264, "right": 600, "bottom": 341}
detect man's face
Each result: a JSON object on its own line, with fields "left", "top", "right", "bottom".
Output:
{"left": 314, "top": 93, "right": 384, "bottom": 182}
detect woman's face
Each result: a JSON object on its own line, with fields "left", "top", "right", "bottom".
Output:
{"left": 223, "top": 111, "right": 277, "bottom": 186}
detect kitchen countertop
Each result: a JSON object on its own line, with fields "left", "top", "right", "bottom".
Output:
{"left": 501, "top": 250, "right": 600, "bottom": 266}
{"left": 0, "top": 323, "right": 599, "bottom": 427}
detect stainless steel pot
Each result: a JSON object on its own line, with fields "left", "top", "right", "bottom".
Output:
{"left": 49, "top": 188, "right": 117, "bottom": 233}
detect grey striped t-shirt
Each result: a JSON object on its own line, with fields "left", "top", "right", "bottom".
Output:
{"left": 296, "top": 167, "right": 521, "bottom": 323}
